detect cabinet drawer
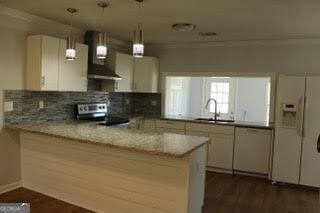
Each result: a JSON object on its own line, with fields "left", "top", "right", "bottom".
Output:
{"left": 157, "top": 128, "right": 185, "bottom": 135}
{"left": 186, "top": 123, "right": 234, "bottom": 135}
{"left": 142, "top": 119, "right": 156, "bottom": 132}
{"left": 156, "top": 120, "right": 186, "bottom": 130}
{"left": 186, "top": 131, "right": 209, "bottom": 137}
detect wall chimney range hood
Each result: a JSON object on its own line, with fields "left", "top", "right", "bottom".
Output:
{"left": 85, "top": 31, "right": 121, "bottom": 80}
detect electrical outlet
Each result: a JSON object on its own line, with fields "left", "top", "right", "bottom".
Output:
{"left": 39, "top": 101, "right": 44, "bottom": 109}
{"left": 151, "top": 100, "right": 157, "bottom": 106}
{"left": 125, "top": 99, "right": 130, "bottom": 105}
{"left": 4, "top": 101, "right": 13, "bottom": 112}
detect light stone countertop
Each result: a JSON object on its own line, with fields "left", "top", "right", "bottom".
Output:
{"left": 143, "top": 115, "right": 274, "bottom": 130}
{"left": 5, "top": 121, "right": 210, "bottom": 158}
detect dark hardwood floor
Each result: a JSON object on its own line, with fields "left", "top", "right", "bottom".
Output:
{"left": 204, "top": 172, "right": 319, "bottom": 213}
{"left": 0, "top": 172, "right": 318, "bottom": 213}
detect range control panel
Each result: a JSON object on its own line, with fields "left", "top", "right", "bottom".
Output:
{"left": 281, "top": 103, "right": 298, "bottom": 127}
{"left": 77, "top": 103, "right": 107, "bottom": 115}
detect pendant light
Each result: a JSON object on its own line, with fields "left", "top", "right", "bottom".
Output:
{"left": 66, "top": 8, "right": 77, "bottom": 60}
{"left": 133, "top": 0, "right": 144, "bottom": 58}
{"left": 97, "top": 2, "right": 108, "bottom": 59}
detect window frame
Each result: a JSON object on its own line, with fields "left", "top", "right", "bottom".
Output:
{"left": 202, "top": 77, "right": 236, "bottom": 120}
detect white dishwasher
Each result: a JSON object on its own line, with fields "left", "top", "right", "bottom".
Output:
{"left": 234, "top": 127, "right": 272, "bottom": 175}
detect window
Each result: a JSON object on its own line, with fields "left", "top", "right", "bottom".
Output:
{"left": 165, "top": 77, "right": 190, "bottom": 116}
{"left": 203, "top": 77, "right": 235, "bottom": 119}
{"left": 210, "top": 82, "right": 230, "bottom": 114}
{"left": 164, "top": 75, "right": 271, "bottom": 123}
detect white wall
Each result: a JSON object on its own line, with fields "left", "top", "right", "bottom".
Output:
{"left": 0, "top": 27, "right": 26, "bottom": 188}
{"left": 148, "top": 41, "right": 320, "bottom": 76}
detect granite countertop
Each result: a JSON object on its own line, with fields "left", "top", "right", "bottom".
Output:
{"left": 5, "top": 121, "right": 210, "bottom": 158}
{"left": 143, "top": 115, "right": 274, "bottom": 129}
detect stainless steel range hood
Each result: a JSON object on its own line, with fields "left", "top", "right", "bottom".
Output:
{"left": 85, "top": 31, "right": 122, "bottom": 81}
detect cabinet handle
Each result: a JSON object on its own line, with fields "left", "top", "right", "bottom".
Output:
{"left": 115, "top": 82, "right": 119, "bottom": 90}
{"left": 317, "top": 134, "right": 320, "bottom": 153}
{"left": 247, "top": 129, "right": 259, "bottom": 133}
{"left": 41, "top": 76, "right": 45, "bottom": 87}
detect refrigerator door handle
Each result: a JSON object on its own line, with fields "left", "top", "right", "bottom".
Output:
{"left": 317, "top": 134, "right": 320, "bottom": 153}
{"left": 297, "top": 96, "right": 305, "bottom": 137}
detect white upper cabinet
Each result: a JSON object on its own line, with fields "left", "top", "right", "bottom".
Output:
{"left": 109, "top": 52, "right": 134, "bottom": 92}
{"left": 26, "top": 35, "right": 88, "bottom": 92}
{"left": 27, "top": 35, "right": 60, "bottom": 91}
{"left": 58, "top": 41, "right": 88, "bottom": 92}
{"left": 108, "top": 52, "right": 159, "bottom": 93}
{"left": 133, "top": 56, "right": 159, "bottom": 93}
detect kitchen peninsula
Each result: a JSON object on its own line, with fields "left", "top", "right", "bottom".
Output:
{"left": 6, "top": 121, "right": 210, "bottom": 213}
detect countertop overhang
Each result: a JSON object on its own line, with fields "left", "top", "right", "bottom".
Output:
{"left": 5, "top": 121, "right": 210, "bottom": 158}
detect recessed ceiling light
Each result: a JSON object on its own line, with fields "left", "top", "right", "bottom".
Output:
{"left": 199, "top": 32, "right": 218, "bottom": 36}
{"left": 172, "top": 23, "right": 196, "bottom": 32}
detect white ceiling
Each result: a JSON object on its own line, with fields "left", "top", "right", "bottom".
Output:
{"left": 1, "top": 0, "right": 320, "bottom": 45}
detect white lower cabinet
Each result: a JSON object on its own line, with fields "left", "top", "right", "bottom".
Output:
{"left": 157, "top": 128, "right": 185, "bottom": 134}
{"left": 234, "top": 127, "right": 272, "bottom": 175}
{"left": 207, "top": 133, "right": 234, "bottom": 171}
{"left": 186, "top": 123, "right": 235, "bottom": 172}
{"left": 141, "top": 119, "right": 157, "bottom": 132}
{"left": 137, "top": 119, "right": 273, "bottom": 176}
{"left": 156, "top": 120, "right": 186, "bottom": 134}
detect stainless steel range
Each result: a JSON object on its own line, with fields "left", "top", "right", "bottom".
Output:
{"left": 75, "top": 103, "right": 130, "bottom": 126}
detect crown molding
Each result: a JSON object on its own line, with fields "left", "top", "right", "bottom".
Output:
{"left": 148, "top": 38, "right": 320, "bottom": 49}
{"left": 0, "top": 5, "right": 129, "bottom": 46}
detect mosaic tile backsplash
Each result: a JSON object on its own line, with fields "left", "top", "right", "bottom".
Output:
{"left": 4, "top": 90, "right": 161, "bottom": 124}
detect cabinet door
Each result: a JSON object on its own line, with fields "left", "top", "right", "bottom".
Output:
{"left": 156, "top": 120, "right": 186, "bottom": 130}
{"left": 40, "top": 36, "right": 60, "bottom": 90}
{"left": 142, "top": 119, "right": 157, "bottom": 132}
{"left": 186, "top": 131, "right": 209, "bottom": 137}
{"left": 207, "top": 134, "right": 234, "bottom": 170}
{"left": 115, "top": 53, "right": 134, "bottom": 92}
{"left": 58, "top": 41, "right": 88, "bottom": 91}
{"left": 234, "top": 128, "right": 271, "bottom": 174}
{"left": 133, "top": 56, "right": 159, "bottom": 93}
{"left": 157, "top": 128, "right": 185, "bottom": 135}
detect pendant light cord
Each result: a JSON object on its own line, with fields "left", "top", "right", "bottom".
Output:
{"left": 70, "top": 11, "right": 74, "bottom": 36}
{"left": 138, "top": 1, "right": 142, "bottom": 30}
{"left": 101, "top": 6, "right": 105, "bottom": 32}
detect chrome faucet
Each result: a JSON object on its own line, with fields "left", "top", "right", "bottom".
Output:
{"left": 205, "top": 98, "right": 220, "bottom": 121}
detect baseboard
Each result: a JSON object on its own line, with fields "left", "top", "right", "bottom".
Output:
{"left": 233, "top": 170, "right": 268, "bottom": 179}
{"left": 0, "top": 181, "right": 22, "bottom": 194}
{"left": 206, "top": 167, "right": 233, "bottom": 175}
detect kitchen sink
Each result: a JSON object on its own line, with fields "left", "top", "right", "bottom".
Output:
{"left": 195, "top": 118, "right": 235, "bottom": 123}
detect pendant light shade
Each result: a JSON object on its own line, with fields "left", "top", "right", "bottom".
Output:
{"left": 66, "top": 8, "right": 77, "bottom": 61}
{"left": 96, "top": 2, "right": 108, "bottom": 59}
{"left": 66, "top": 36, "right": 76, "bottom": 60}
{"left": 97, "top": 32, "right": 107, "bottom": 59}
{"left": 133, "top": 26, "right": 144, "bottom": 58}
{"left": 133, "top": 0, "right": 144, "bottom": 58}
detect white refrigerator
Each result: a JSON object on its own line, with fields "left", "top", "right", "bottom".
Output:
{"left": 272, "top": 76, "right": 320, "bottom": 188}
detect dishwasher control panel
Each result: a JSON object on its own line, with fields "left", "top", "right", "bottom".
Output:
{"left": 281, "top": 102, "right": 298, "bottom": 128}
